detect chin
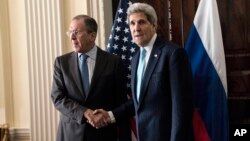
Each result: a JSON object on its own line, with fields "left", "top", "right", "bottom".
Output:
{"left": 136, "top": 42, "right": 145, "bottom": 47}
{"left": 134, "top": 40, "right": 143, "bottom": 46}
{"left": 73, "top": 46, "right": 80, "bottom": 51}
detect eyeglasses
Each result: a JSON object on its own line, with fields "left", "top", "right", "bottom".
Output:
{"left": 66, "top": 30, "right": 84, "bottom": 37}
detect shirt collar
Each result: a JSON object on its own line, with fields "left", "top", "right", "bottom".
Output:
{"left": 78, "top": 45, "right": 97, "bottom": 60}
{"left": 142, "top": 33, "right": 157, "bottom": 54}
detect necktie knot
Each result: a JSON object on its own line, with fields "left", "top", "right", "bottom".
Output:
{"left": 80, "top": 54, "right": 88, "bottom": 62}
{"left": 140, "top": 48, "right": 146, "bottom": 60}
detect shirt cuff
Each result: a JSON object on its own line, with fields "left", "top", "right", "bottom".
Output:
{"left": 108, "top": 111, "right": 116, "bottom": 123}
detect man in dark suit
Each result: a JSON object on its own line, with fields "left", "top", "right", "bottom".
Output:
{"left": 51, "top": 15, "right": 132, "bottom": 141}
{"left": 127, "top": 3, "right": 194, "bottom": 141}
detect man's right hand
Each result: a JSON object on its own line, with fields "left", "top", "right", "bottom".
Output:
{"left": 84, "top": 108, "right": 111, "bottom": 129}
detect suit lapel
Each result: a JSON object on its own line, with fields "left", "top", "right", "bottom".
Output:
{"left": 131, "top": 51, "right": 140, "bottom": 106}
{"left": 138, "top": 37, "right": 163, "bottom": 108}
{"left": 87, "top": 48, "right": 107, "bottom": 99}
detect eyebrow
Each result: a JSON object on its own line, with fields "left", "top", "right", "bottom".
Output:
{"left": 130, "top": 19, "right": 147, "bottom": 24}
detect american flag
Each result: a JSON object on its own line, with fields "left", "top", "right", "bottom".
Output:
{"left": 107, "top": 0, "right": 138, "bottom": 140}
{"left": 107, "top": 0, "right": 138, "bottom": 92}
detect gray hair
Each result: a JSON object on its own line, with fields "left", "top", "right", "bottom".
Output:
{"left": 127, "top": 3, "right": 157, "bottom": 25}
{"left": 72, "top": 15, "right": 98, "bottom": 33}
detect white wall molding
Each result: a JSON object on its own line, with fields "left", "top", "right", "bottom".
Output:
{"left": 25, "top": 0, "right": 62, "bottom": 141}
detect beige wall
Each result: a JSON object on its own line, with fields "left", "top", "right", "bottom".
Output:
{"left": 0, "top": 0, "right": 113, "bottom": 140}
{"left": 8, "top": 0, "right": 30, "bottom": 129}
{"left": 0, "top": 0, "right": 15, "bottom": 127}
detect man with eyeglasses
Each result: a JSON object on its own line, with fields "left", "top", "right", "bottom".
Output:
{"left": 51, "top": 15, "right": 133, "bottom": 141}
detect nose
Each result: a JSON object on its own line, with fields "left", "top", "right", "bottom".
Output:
{"left": 70, "top": 34, "right": 77, "bottom": 40}
{"left": 134, "top": 23, "right": 141, "bottom": 31}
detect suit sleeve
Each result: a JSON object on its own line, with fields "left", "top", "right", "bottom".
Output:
{"left": 112, "top": 58, "right": 134, "bottom": 141}
{"left": 51, "top": 57, "right": 87, "bottom": 124}
{"left": 169, "top": 48, "right": 194, "bottom": 141}
{"left": 112, "top": 58, "right": 135, "bottom": 121}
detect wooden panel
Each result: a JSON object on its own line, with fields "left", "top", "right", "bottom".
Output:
{"left": 182, "top": 0, "right": 198, "bottom": 46}
{"left": 227, "top": 72, "right": 250, "bottom": 96}
{"left": 168, "top": 0, "right": 182, "bottom": 45}
{"left": 229, "top": 99, "right": 250, "bottom": 123}
{"left": 216, "top": 0, "right": 250, "bottom": 124}
{"left": 219, "top": 0, "right": 249, "bottom": 53}
{"left": 226, "top": 56, "right": 250, "bottom": 71}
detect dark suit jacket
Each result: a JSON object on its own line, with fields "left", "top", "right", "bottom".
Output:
{"left": 51, "top": 47, "right": 131, "bottom": 141}
{"left": 131, "top": 37, "right": 194, "bottom": 141}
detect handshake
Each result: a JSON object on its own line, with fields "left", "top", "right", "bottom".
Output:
{"left": 84, "top": 108, "right": 112, "bottom": 129}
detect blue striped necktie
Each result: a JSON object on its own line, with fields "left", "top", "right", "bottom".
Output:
{"left": 80, "top": 54, "right": 89, "bottom": 95}
{"left": 136, "top": 48, "right": 146, "bottom": 101}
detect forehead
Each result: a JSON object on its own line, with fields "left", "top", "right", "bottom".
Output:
{"left": 129, "top": 12, "right": 148, "bottom": 22}
{"left": 69, "top": 19, "right": 85, "bottom": 30}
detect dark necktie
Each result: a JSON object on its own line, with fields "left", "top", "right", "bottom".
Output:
{"left": 80, "top": 54, "right": 89, "bottom": 95}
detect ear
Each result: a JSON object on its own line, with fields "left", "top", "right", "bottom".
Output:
{"left": 152, "top": 23, "right": 157, "bottom": 29}
{"left": 92, "top": 32, "right": 97, "bottom": 37}
{"left": 152, "top": 23, "right": 157, "bottom": 32}
{"left": 90, "top": 32, "right": 97, "bottom": 41}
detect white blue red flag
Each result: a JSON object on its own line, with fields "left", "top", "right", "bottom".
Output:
{"left": 185, "top": 0, "right": 229, "bottom": 141}
{"left": 107, "top": 0, "right": 138, "bottom": 140}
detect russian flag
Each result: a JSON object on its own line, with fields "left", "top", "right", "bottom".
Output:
{"left": 185, "top": 0, "right": 229, "bottom": 141}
